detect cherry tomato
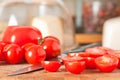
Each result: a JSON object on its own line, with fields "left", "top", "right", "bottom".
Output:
{"left": 68, "top": 52, "right": 89, "bottom": 57}
{"left": 2, "top": 26, "right": 42, "bottom": 46}
{"left": 64, "top": 61, "right": 86, "bottom": 74}
{"left": 25, "top": 45, "right": 46, "bottom": 65}
{"left": 62, "top": 56, "right": 85, "bottom": 63}
{"left": 85, "top": 47, "right": 106, "bottom": 58}
{"left": 3, "top": 44, "right": 24, "bottom": 64}
{"left": 0, "top": 42, "right": 7, "bottom": 61}
{"left": 95, "top": 55, "right": 118, "bottom": 72}
{"left": 41, "top": 61, "right": 61, "bottom": 72}
{"left": 86, "top": 57, "right": 96, "bottom": 69}
{"left": 21, "top": 43, "right": 36, "bottom": 53}
{"left": 41, "top": 36, "right": 61, "bottom": 59}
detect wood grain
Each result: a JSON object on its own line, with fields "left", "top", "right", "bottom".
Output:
{"left": 0, "top": 62, "right": 120, "bottom": 80}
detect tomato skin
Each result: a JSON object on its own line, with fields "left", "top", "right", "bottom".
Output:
{"left": 41, "top": 61, "right": 61, "bottom": 72}
{"left": 64, "top": 61, "right": 86, "bottom": 74}
{"left": 95, "top": 55, "right": 118, "bottom": 72}
{"left": 25, "top": 45, "right": 46, "bottom": 65}
{"left": 2, "top": 26, "right": 42, "bottom": 46}
{"left": 86, "top": 57, "right": 96, "bottom": 69}
{"left": 3, "top": 44, "right": 24, "bottom": 64}
{"left": 41, "top": 36, "right": 61, "bottom": 59}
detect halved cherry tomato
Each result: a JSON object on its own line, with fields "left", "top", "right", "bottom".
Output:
{"left": 68, "top": 52, "right": 89, "bottom": 57}
{"left": 62, "top": 56, "right": 85, "bottom": 63}
{"left": 107, "top": 50, "right": 120, "bottom": 69}
{"left": 3, "top": 44, "right": 24, "bottom": 64}
{"left": 41, "top": 61, "right": 61, "bottom": 72}
{"left": 95, "top": 55, "right": 118, "bottom": 72}
{"left": 85, "top": 47, "right": 106, "bottom": 58}
{"left": 86, "top": 57, "right": 96, "bottom": 69}
{"left": 64, "top": 61, "right": 86, "bottom": 74}
{"left": 25, "top": 45, "right": 46, "bottom": 65}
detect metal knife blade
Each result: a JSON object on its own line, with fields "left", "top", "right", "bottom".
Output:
{"left": 7, "top": 42, "right": 101, "bottom": 76}
{"left": 7, "top": 64, "right": 43, "bottom": 76}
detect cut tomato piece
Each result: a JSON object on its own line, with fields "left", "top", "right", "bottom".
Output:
{"left": 41, "top": 61, "right": 61, "bottom": 72}
{"left": 64, "top": 61, "right": 86, "bottom": 74}
{"left": 95, "top": 55, "right": 118, "bottom": 72}
{"left": 68, "top": 52, "right": 89, "bottom": 57}
{"left": 86, "top": 57, "right": 96, "bottom": 69}
{"left": 85, "top": 47, "right": 106, "bottom": 58}
{"left": 62, "top": 56, "right": 86, "bottom": 63}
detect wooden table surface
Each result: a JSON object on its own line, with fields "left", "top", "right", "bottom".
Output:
{"left": 0, "top": 62, "right": 120, "bottom": 80}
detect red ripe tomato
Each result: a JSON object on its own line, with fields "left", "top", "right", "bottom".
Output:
{"left": 0, "top": 42, "right": 7, "bottom": 61}
{"left": 25, "top": 45, "right": 46, "bottom": 65}
{"left": 62, "top": 56, "right": 85, "bottom": 63}
{"left": 41, "top": 61, "right": 61, "bottom": 72}
{"left": 3, "top": 44, "right": 24, "bottom": 64}
{"left": 85, "top": 47, "right": 106, "bottom": 58}
{"left": 68, "top": 52, "right": 90, "bottom": 57}
{"left": 41, "top": 36, "right": 61, "bottom": 59}
{"left": 2, "top": 26, "right": 42, "bottom": 46}
{"left": 64, "top": 61, "right": 86, "bottom": 74}
{"left": 21, "top": 43, "right": 36, "bottom": 53}
{"left": 95, "top": 55, "right": 118, "bottom": 72}
{"left": 86, "top": 57, "right": 96, "bottom": 69}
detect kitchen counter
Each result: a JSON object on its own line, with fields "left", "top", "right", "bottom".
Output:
{"left": 0, "top": 62, "right": 120, "bottom": 80}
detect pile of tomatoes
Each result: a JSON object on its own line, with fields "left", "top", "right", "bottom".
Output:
{"left": 41, "top": 46, "right": 120, "bottom": 74}
{"left": 0, "top": 26, "right": 61, "bottom": 65}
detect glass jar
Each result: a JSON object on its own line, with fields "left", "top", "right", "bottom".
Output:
{"left": 0, "top": 0, "right": 76, "bottom": 51}
{"left": 82, "top": 0, "right": 120, "bottom": 33}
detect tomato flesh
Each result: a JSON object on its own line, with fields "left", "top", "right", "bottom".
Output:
{"left": 95, "top": 55, "right": 118, "bottom": 72}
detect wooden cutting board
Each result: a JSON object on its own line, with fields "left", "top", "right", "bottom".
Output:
{"left": 0, "top": 62, "right": 120, "bottom": 80}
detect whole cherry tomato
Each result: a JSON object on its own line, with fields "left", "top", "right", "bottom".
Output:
{"left": 21, "top": 43, "right": 36, "bottom": 53}
{"left": 41, "top": 61, "right": 61, "bottom": 72}
{"left": 64, "top": 61, "right": 86, "bottom": 74}
{"left": 2, "top": 26, "right": 42, "bottom": 46}
{"left": 95, "top": 55, "right": 118, "bottom": 72}
{"left": 41, "top": 36, "right": 61, "bottom": 59}
{"left": 25, "top": 45, "right": 46, "bottom": 65}
{"left": 3, "top": 44, "right": 24, "bottom": 64}
{"left": 0, "top": 42, "right": 7, "bottom": 61}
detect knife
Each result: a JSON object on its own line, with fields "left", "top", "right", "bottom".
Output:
{"left": 8, "top": 42, "right": 101, "bottom": 76}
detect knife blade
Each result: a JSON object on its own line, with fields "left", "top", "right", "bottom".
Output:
{"left": 8, "top": 42, "right": 101, "bottom": 76}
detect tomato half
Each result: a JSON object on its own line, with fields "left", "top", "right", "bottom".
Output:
{"left": 64, "top": 61, "right": 86, "bottom": 74}
{"left": 95, "top": 55, "right": 118, "bottom": 72}
{"left": 85, "top": 47, "right": 106, "bottom": 58}
{"left": 62, "top": 56, "right": 85, "bottom": 63}
{"left": 41, "top": 61, "right": 61, "bottom": 72}
{"left": 68, "top": 52, "right": 90, "bottom": 57}
{"left": 86, "top": 57, "right": 96, "bottom": 69}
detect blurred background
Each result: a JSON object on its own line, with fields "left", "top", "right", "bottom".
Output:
{"left": 0, "top": 0, "right": 120, "bottom": 48}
